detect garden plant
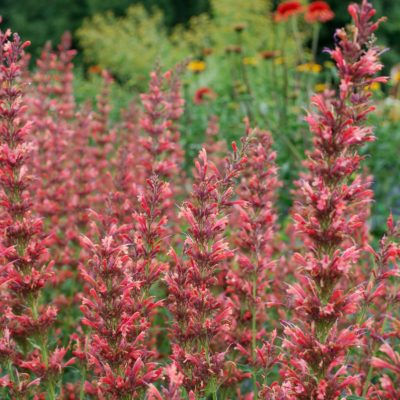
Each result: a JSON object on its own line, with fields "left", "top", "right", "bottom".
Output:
{"left": 0, "top": 1, "right": 399, "bottom": 399}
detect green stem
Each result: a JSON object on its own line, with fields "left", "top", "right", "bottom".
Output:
{"left": 362, "top": 286, "right": 396, "bottom": 396}
{"left": 251, "top": 275, "right": 258, "bottom": 400}
{"left": 361, "top": 313, "right": 389, "bottom": 397}
{"left": 280, "top": 24, "right": 290, "bottom": 126}
{"left": 312, "top": 23, "right": 321, "bottom": 63}
{"left": 46, "top": 381, "right": 56, "bottom": 400}
{"left": 6, "top": 361, "right": 20, "bottom": 400}
{"left": 204, "top": 339, "right": 218, "bottom": 400}
{"left": 290, "top": 17, "right": 304, "bottom": 64}
{"left": 30, "top": 295, "right": 57, "bottom": 400}
{"left": 41, "top": 335, "right": 57, "bottom": 400}
{"left": 80, "top": 364, "right": 87, "bottom": 400}
{"left": 280, "top": 131, "right": 303, "bottom": 164}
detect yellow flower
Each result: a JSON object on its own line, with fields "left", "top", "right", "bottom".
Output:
{"left": 314, "top": 83, "right": 328, "bottom": 92}
{"left": 390, "top": 65, "right": 400, "bottom": 83}
{"left": 187, "top": 60, "right": 206, "bottom": 73}
{"left": 365, "top": 82, "right": 381, "bottom": 91}
{"left": 296, "top": 63, "right": 322, "bottom": 73}
{"left": 242, "top": 57, "right": 258, "bottom": 66}
{"left": 274, "top": 57, "right": 285, "bottom": 65}
{"left": 386, "top": 99, "right": 400, "bottom": 121}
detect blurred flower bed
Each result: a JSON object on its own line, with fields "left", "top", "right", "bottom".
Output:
{"left": 73, "top": 0, "right": 400, "bottom": 236}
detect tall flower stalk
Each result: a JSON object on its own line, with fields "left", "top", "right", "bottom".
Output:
{"left": 140, "top": 68, "right": 184, "bottom": 183}
{"left": 29, "top": 33, "right": 77, "bottom": 275}
{"left": 78, "top": 175, "right": 168, "bottom": 398}
{"left": 139, "top": 68, "right": 185, "bottom": 220}
{"left": 356, "top": 215, "right": 400, "bottom": 397}
{"left": 0, "top": 25, "right": 73, "bottom": 399}
{"left": 282, "top": 1, "right": 387, "bottom": 398}
{"left": 166, "top": 139, "right": 248, "bottom": 398}
{"left": 225, "top": 127, "right": 281, "bottom": 397}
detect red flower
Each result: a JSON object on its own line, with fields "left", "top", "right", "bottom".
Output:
{"left": 193, "top": 87, "right": 217, "bottom": 104}
{"left": 275, "top": 1, "right": 303, "bottom": 22}
{"left": 260, "top": 50, "right": 280, "bottom": 60}
{"left": 306, "top": 1, "right": 335, "bottom": 23}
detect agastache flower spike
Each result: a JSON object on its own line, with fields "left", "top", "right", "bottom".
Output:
{"left": 224, "top": 126, "right": 281, "bottom": 395}
{"left": 111, "top": 101, "right": 143, "bottom": 225}
{"left": 28, "top": 34, "right": 77, "bottom": 276}
{"left": 78, "top": 202, "right": 163, "bottom": 398}
{"left": 139, "top": 67, "right": 185, "bottom": 236}
{"left": 203, "top": 115, "right": 227, "bottom": 170}
{"left": 357, "top": 216, "right": 400, "bottom": 397}
{"left": 79, "top": 175, "right": 168, "bottom": 398}
{"left": 166, "top": 135, "right": 249, "bottom": 398}
{"left": 282, "top": 1, "right": 387, "bottom": 398}
{"left": 0, "top": 25, "right": 72, "bottom": 398}
{"left": 139, "top": 67, "right": 184, "bottom": 182}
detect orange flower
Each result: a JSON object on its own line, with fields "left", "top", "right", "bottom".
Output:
{"left": 260, "top": 50, "right": 279, "bottom": 60}
{"left": 88, "top": 64, "right": 102, "bottom": 75}
{"left": 275, "top": 1, "right": 303, "bottom": 22}
{"left": 193, "top": 87, "right": 217, "bottom": 105}
{"left": 305, "top": 1, "right": 334, "bottom": 23}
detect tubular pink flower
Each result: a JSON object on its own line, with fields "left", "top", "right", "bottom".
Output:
{"left": 0, "top": 25, "right": 72, "bottom": 398}
{"left": 355, "top": 216, "right": 400, "bottom": 397}
{"left": 223, "top": 127, "right": 281, "bottom": 392}
{"left": 282, "top": 1, "right": 388, "bottom": 398}
{"left": 27, "top": 34, "right": 77, "bottom": 278}
{"left": 78, "top": 175, "right": 168, "bottom": 398}
{"left": 139, "top": 68, "right": 184, "bottom": 182}
{"left": 166, "top": 138, "right": 248, "bottom": 396}
{"left": 113, "top": 67, "right": 187, "bottom": 240}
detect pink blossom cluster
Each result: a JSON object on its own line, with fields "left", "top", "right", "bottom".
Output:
{"left": 282, "top": 1, "right": 390, "bottom": 398}
{"left": 0, "top": 1, "right": 398, "bottom": 399}
{"left": 0, "top": 26, "right": 73, "bottom": 398}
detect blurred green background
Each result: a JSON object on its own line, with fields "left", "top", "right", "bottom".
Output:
{"left": 0, "top": 0, "right": 209, "bottom": 60}
{"left": 1, "top": 0, "right": 399, "bottom": 68}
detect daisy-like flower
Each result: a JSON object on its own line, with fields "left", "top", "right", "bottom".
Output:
{"left": 193, "top": 87, "right": 217, "bottom": 104}
{"left": 296, "top": 62, "right": 322, "bottom": 73}
{"left": 306, "top": 1, "right": 335, "bottom": 23}
{"left": 260, "top": 50, "right": 279, "bottom": 60}
{"left": 275, "top": 1, "right": 303, "bottom": 22}
{"left": 187, "top": 60, "right": 206, "bottom": 73}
